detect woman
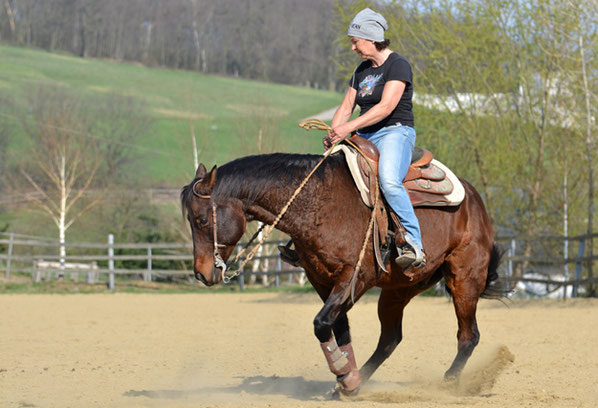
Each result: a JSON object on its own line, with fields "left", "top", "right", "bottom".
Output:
{"left": 324, "top": 7, "right": 425, "bottom": 268}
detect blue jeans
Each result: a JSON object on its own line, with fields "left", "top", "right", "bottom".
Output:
{"left": 358, "top": 125, "right": 423, "bottom": 250}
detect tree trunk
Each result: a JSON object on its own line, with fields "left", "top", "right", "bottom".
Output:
{"left": 190, "top": 0, "right": 201, "bottom": 71}
{"left": 143, "top": 22, "right": 152, "bottom": 63}
{"left": 580, "top": 35, "right": 595, "bottom": 296}
{"left": 4, "top": 0, "right": 16, "bottom": 36}
{"left": 59, "top": 155, "right": 67, "bottom": 275}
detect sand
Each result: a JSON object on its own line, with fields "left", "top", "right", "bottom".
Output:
{"left": 1, "top": 293, "right": 597, "bottom": 407}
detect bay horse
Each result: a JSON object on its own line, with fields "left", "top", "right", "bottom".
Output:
{"left": 181, "top": 151, "right": 503, "bottom": 394}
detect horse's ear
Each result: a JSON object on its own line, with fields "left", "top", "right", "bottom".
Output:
{"left": 195, "top": 163, "right": 207, "bottom": 179}
{"left": 207, "top": 165, "right": 218, "bottom": 188}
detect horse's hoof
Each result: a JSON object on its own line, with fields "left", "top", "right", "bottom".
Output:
{"left": 443, "top": 371, "right": 460, "bottom": 385}
{"left": 339, "top": 370, "right": 362, "bottom": 393}
{"left": 328, "top": 383, "right": 360, "bottom": 400}
{"left": 327, "top": 384, "right": 343, "bottom": 400}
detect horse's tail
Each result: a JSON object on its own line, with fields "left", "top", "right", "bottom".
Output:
{"left": 480, "top": 243, "right": 508, "bottom": 299}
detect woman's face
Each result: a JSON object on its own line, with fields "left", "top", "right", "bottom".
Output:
{"left": 350, "top": 36, "right": 376, "bottom": 59}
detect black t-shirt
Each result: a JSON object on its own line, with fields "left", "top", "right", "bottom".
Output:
{"left": 350, "top": 52, "right": 414, "bottom": 132}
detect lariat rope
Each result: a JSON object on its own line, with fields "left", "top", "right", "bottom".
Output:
{"left": 219, "top": 119, "right": 341, "bottom": 282}
{"left": 220, "top": 118, "right": 380, "bottom": 296}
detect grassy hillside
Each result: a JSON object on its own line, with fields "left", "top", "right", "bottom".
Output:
{"left": 0, "top": 45, "right": 341, "bottom": 185}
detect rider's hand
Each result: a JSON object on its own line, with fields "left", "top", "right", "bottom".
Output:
{"left": 324, "top": 124, "right": 352, "bottom": 150}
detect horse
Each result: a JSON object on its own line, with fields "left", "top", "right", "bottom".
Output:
{"left": 180, "top": 151, "right": 504, "bottom": 395}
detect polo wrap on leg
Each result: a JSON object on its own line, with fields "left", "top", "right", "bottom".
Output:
{"left": 320, "top": 338, "right": 351, "bottom": 376}
{"left": 338, "top": 343, "right": 362, "bottom": 392}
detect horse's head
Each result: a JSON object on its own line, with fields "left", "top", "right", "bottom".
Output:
{"left": 181, "top": 164, "right": 247, "bottom": 286}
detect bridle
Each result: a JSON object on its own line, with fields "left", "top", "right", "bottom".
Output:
{"left": 187, "top": 118, "right": 377, "bottom": 299}
{"left": 190, "top": 179, "right": 268, "bottom": 283}
{"left": 192, "top": 180, "right": 228, "bottom": 278}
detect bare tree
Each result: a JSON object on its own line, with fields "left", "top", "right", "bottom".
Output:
{"left": 0, "top": 0, "right": 338, "bottom": 88}
{"left": 19, "top": 88, "right": 101, "bottom": 271}
{"left": 14, "top": 85, "right": 150, "bottom": 270}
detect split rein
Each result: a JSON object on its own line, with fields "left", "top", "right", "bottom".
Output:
{"left": 193, "top": 118, "right": 379, "bottom": 297}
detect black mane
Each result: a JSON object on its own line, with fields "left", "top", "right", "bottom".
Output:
{"left": 181, "top": 152, "right": 345, "bottom": 209}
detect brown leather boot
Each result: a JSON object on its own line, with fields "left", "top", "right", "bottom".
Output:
{"left": 277, "top": 240, "right": 301, "bottom": 267}
{"left": 395, "top": 246, "right": 426, "bottom": 269}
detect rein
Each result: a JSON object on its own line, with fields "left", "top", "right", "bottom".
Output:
{"left": 214, "top": 119, "right": 339, "bottom": 282}
{"left": 299, "top": 120, "right": 380, "bottom": 304}
{"left": 193, "top": 118, "right": 379, "bottom": 293}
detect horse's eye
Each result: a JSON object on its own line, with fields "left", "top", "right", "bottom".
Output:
{"left": 197, "top": 217, "right": 208, "bottom": 228}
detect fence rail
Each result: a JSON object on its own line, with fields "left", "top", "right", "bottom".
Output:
{"left": 1, "top": 232, "right": 597, "bottom": 296}
{"left": 495, "top": 232, "right": 597, "bottom": 298}
{"left": 0, "top": 232, "right": 306, "bottom": 291}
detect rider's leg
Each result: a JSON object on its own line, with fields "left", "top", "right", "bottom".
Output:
{"left": 362, "top": 125, "right": 424, "bottom": 265}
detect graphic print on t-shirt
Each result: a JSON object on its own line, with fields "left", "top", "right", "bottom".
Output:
{"left": 358, "top": 73, "right": 383, "bottom": 97}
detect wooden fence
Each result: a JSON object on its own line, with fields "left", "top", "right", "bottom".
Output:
{"left": 1, "top": 232, "right": 597, "bottom": 297}
{"left": 495, "top": 232, "right": 598, "bottom": 298}
{"left": 0, "top": 232, "right": 306, "bottom": 291}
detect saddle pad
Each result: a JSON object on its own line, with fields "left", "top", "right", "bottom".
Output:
{"left": 331, "top": 144, "right": 373, "bottom": 206}
{"left": 331, "top": 145, "right": 465, "bottom": 208}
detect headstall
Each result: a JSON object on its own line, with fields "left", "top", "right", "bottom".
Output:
{"left": 192, "top": 180, "right": 228, "bottom": 279}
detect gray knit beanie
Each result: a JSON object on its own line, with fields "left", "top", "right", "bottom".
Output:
{"left": 347, "top": 8, "right": 388, "bottom": 42}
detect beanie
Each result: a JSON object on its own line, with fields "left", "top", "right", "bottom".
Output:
{"left": 347, "top": 8, "right": 388, "bottom": 42}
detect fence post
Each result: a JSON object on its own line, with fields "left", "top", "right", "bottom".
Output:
{"left": 235, "top": 244, "right": 244, "bottom": 290}
{"left": 506, "top": 238, "right": 515, "bottom": 292}
{"left": 144, "top": 247, "right": 152, "bottom": 282}
{"left": 87, "top": 263, "right": 97, "bottom": 284}
{"left": 239, "top": 266, "right": 245, "bottom": 291}
{"left": 108, "top": 234, "right": 115, "bottom": 291}
{"left": 572, "top": 239, "right": 585, "bottom": 298}
{"left": 564, "top": 236, "right": 570, "bottom": 300}
{"left": 5, "top": 232, "right": 14, "bottom": 280}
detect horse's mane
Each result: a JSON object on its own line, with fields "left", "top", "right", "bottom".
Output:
{"left": 181, "top": 152, "right": 345, "bottom": 209}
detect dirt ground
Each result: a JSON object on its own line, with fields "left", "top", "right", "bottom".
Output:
{"left": 1, "top": 292, "right": 597, "bottom": 408}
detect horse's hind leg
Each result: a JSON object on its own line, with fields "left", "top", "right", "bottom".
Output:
{"left": 360, "top": 270, "right": 442, "bottom": 383}
{"left": 443, "top": 252, "right": 489, "bottom": 380}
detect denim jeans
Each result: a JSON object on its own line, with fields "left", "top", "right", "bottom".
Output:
{"left": 358, "top": 125, "right": 423, "bottom": 250}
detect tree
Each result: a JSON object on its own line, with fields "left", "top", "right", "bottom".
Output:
{"left": 14, "top": 85, "right": 150, "bottom": 269}
{"left": 334, "top": 0, "right": 597, "bottom": 282}
{"left": 18, "top": 86, "right": 103, "bottom": 270}
{"left": 550, "top": 0, "right": 598, "bottom": 293}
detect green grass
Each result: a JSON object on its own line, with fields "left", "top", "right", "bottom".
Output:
{"left": 0, "top": 45, "right": 341, "bottom": 184}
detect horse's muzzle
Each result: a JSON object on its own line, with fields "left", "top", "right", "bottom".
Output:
{"left": 193, "top": 267, "right": 221, "bottom": 286}
{"left": 194, "top": 271, "right": 211, "bottom": 286}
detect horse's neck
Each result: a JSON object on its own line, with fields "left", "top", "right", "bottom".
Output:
{"left": 241, "top": 179, "right": 304, "bottom": 236}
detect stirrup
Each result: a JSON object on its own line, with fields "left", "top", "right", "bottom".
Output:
{"left": 277, "top": 240, "right": 301, "bottom": 267}
{"left": 395, "top": 246, "right": 426, "bottom": 269}
{"left": 395, "top": 247, "right": 416, "bottom": 268}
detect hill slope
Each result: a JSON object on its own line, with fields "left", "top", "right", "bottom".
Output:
{"left": 0, "top": 46, "right": 340, "bottom": 184}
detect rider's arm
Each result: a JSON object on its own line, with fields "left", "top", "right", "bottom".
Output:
{"left": 331, "top": 87, "right": 357, "bottom": 128}
{"left": 324, "top": 87, "right": 357, "bottom": 149}
{"left": 329, "top": 80, "right": 405, "bottom": 143}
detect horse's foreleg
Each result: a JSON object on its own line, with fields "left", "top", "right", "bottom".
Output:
{"left": 360, "top": 288, "right": 410, "bottom": 382}
{"left": 313, "top": 279, "right": 364, "bottom": 393}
